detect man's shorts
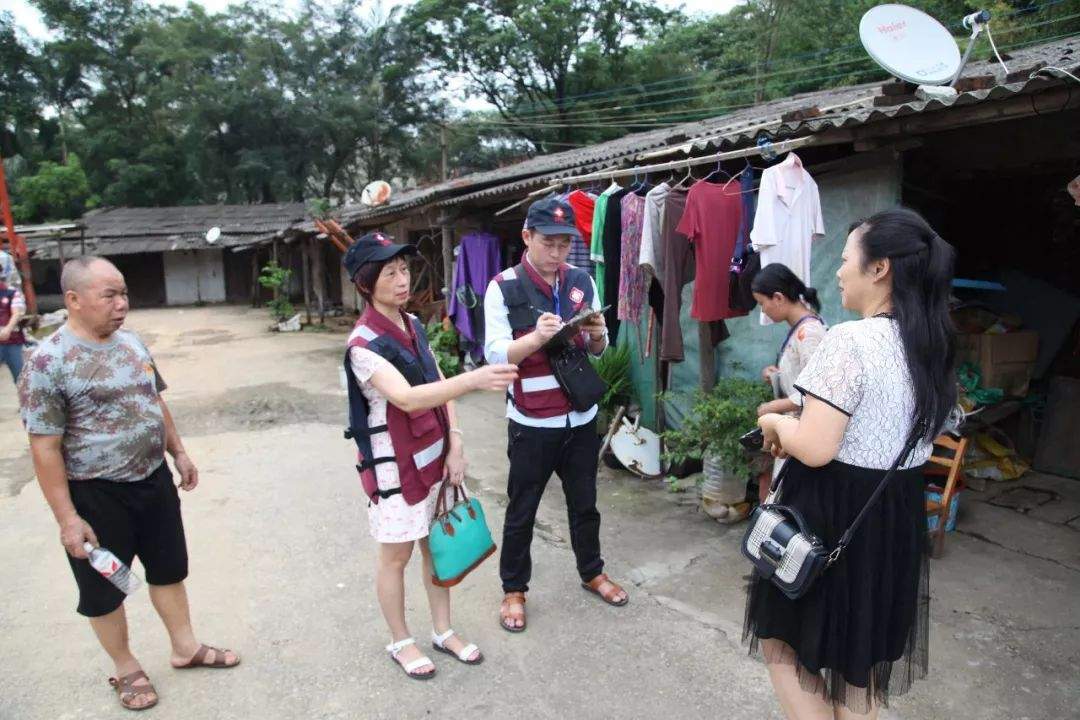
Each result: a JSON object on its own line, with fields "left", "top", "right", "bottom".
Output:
{"left": 66, "top": 462, "right": 188, "bottom": 617}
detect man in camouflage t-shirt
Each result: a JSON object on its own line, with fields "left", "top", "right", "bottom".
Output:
{"left": 18, "top": 256, "right": 239, "bottom": 711}
{"left": 21, "top": 325, "right": 169, "bottom": 482}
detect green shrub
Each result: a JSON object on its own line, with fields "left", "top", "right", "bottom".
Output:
{"left": 662, "top": 377, "right": 771, "bottom": 478}
{"left": 426, "top": 320, "right": 462, "bottom": 377}
{"left": 258, "top": 261, "right": 294, "bottom": 321}
{"left": 589, "top": 341, "right": 633, "bottom": 415}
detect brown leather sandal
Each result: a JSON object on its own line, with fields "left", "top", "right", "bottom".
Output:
{"left": 500, "top": 591, "right": 527, "bottom": 633}
{"left": 173, "top": 644, "right": 241, "bottom": 669}
{"left": 582, "top": 573, "right": 629, "bottom": 606}
{"left": 108, "top": 671, "right": 158, "bottom": 711}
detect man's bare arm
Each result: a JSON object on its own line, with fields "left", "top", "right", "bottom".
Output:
{"left": 159, "top": 396, "right": 199, "bottom": 491}
{"left": 28, "top": 434, "right": 97, "bottom": 559}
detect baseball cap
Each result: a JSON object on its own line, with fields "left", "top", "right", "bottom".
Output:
{"left": 524, "top": 196, "right": 580, "bottom": 238}
{"left": 342, "top": 232, "right": 418, "bottom": 280}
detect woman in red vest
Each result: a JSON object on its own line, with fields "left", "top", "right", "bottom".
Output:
{"left": 342, "top": 233, "right": 518, "bottom": 681}
{"left": 0, "top": 257, "right": 27, "bottom": 386}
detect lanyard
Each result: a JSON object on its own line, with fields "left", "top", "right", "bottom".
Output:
{"left": 776, "top": 314, "right": 822, "bottom": 366}
{"left": 552, "top": 278, "right": 561, "bottom": 317}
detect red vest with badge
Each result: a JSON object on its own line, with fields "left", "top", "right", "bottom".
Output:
{"left": 344, "top": 307, "right": 449, "bottom": 505}
{"left": 494, "top": 259, "right": 594, "bottom": 418}
{"left": 0, "top": 287, "right": 24, "bottom": 345}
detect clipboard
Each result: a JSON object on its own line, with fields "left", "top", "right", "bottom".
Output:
{"left": 542, "top": 304, "right": 610, "bottom": 352}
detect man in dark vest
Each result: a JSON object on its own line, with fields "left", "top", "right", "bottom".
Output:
{"left": 484, "top": 196, "right": 629, "bottom": 633}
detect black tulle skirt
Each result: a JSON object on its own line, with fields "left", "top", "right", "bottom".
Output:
{"left": 743, "top": 458, "right": 930, "bottom": 713}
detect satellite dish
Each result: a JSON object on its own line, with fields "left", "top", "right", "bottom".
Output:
{"left": 860, "top": 4, "right": 961, "bottom": 86}
{"left": 610, "top": 417, "right": 663, "bottom": 478}
{"left": 205, "top": 226, "right": 221, "bottom": 244}
{"left": 361, "top": 180, "right": 392, "bottom": 207}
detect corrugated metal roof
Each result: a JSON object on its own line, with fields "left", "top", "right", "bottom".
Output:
{"left": 71, "top": 202, "right": 308, "bottom": 241}
{"left": 32, "top": 202, "right": 310, "bottom": 259}
{"left": 30, "top": 232, "right": 264, "bottom": 260}
{"left": 337, "top": 34, "right": 1079, "bottom": 220}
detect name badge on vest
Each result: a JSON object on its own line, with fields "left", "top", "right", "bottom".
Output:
{"left": 569, "top": 286, "right": 585, "bottom": 311}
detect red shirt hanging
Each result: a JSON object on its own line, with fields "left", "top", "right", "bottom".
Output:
{"left": 675, "top": 180, "right": 747, "bottom": 321}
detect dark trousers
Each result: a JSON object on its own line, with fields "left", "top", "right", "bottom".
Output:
{"left": 500, "top": 418, "right": 604, "bottom": 593}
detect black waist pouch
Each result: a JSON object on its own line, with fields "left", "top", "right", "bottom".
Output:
{"left": 548, "top": 344, "right": 607, "bottom": 412}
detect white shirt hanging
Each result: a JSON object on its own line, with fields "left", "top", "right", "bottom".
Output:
{"left": 750, "top": 153, "right": 825, "bottom": 325}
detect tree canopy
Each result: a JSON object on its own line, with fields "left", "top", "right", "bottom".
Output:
{"left": 3, "top": 0, "right": 1077, "bottom": 222}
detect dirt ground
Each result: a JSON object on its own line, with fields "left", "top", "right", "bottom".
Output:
{"left": 0, "top": 306, "right": 1077, "bottom": 720}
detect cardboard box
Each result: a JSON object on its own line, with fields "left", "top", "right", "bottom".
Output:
{"left": 956, "top": 331, "right": 1039, "bottom": 396}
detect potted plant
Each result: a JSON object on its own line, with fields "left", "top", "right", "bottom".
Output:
{"left": 258, "top": 261, "right": 296, "bottom": 328}
{"left": 662, "top": 377, "right": 772, "bottom": 519}
{"left": 590, "top": 342, "right": 633, "bottom": 433}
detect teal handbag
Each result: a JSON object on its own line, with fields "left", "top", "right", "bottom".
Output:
{"left": 428, "top": 486, "right": 496, "bottom": 587}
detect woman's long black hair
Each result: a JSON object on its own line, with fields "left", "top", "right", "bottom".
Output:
{"left": 855, "top": 208, "right": 957, "bottom": 440}
{"left": 751, "top": 263, "right": 821, "bottom": 313}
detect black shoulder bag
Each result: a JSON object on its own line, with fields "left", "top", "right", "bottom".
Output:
{"left": 513, "top": 265, "right": 607, "bottom": 413}
{"left": 741, "top": 422, "right": 923, "bottom": 600}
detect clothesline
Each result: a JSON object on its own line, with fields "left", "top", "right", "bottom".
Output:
{"left": 494, "top": 135, "right": 819, "bottom": 216}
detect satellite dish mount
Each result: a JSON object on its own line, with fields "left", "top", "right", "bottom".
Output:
{"left": 951, "top": 10, "right": 1009, "bottom": 86}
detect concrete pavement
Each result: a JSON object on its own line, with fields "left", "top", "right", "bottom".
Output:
{"left": 0, "top": 306, "right": 1077, "bottom": 719}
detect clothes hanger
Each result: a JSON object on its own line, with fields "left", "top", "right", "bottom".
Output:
{"left": 744, "top": 157, "right": 769, "bottom": 172}
{"left": 721, "top": 164, "right": 748, "bottom": 190}
{"left": 703, "top": 159, "right": 731, "bottom": 184}
{"left": 673, "top": 160, "right": 695, "bottom": 190}
{"left": 635, "top": 171, "right": 654, "bottom": 196}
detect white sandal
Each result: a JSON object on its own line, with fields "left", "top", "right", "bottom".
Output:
{"left": 386, "top": 637, "right": 436, "bottom": 680}
{"left": 432, "top": 628, "right": 483, "bottom": 665}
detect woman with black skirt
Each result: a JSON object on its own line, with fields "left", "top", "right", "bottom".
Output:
{"left": 748, "top": 208, "right": 956, "bottom": 718}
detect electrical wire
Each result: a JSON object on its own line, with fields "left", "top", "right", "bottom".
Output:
{"left": 1030, "top": 65, "right": 1080, "bottom": 84}
{"left": 466, "top": 67, "right": 886, "bottom": 130}
{"left": 497, "top": 11, "right": 1080, "bottom": 124}
{"left": 986, "top": 23, "right": 1011, "bottom": 75}
{"left": 494, "top": 59, "right": 888, "bottom": 126}
{"left": 480, "top": 24, "right": 1080, "bottom": 129}
{"left": 506, "top": 55, "right": 871, "bottom": 121}
{"left": 494, "top": 0, "right": 1077, "bottom": 115}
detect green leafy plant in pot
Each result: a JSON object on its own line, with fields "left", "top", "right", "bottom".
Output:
{"left": 258, "top": 261, "right": 294, "bottom": 322}
{"left": 662, "top": 377, "right": 772, "bottom": 514}
{"left": 589, "top": 342, "right": 633, "bottom": 432}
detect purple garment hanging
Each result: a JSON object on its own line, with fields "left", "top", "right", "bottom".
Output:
{"left": 448, "top": 232, "right": 501, "bottom": 358}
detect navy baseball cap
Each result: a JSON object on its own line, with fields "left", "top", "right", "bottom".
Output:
{"left": 525, "top": 196, "right": 580, "bottom": 238}
{"left": 342, "top": 232, "right": 417, "bottom": 280}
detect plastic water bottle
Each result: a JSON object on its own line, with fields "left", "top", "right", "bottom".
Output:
{"left": 83, "top": 543, "right": 143, "bottom": 595}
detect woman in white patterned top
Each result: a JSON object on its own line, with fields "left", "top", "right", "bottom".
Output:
{"left": 746, "top": 208, "right": 957, "bottom": 718}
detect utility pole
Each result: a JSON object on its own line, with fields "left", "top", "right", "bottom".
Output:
{"left": 439, "top": 124, "right": 454, "bottom": 305}
{"left": 0, "top": 157, "right": 36, "bottom": 313}
{"left": 440, "top": 124, "right": 449, "bottom": 184}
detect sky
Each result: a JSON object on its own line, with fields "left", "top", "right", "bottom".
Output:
{"left": 2, "top": 0, "right": 743, "bottom": 39}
